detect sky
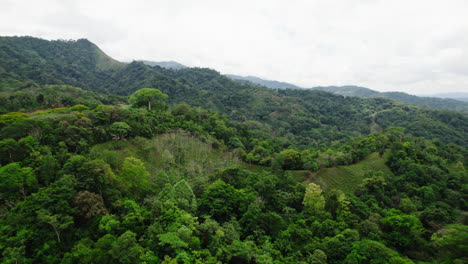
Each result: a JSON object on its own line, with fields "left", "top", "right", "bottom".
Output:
{"left": 1, "top": 0, "right": 468, "bottom": 94}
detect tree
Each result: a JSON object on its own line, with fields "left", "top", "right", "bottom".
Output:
{"left": 431, "top": 224, "right": 468, "bottom": 260}
{"left": 119, "top": 157, "right": 150, "bottom": 197}
{"left": 110, "top": 231, "right": 155, "bottom": 264}
{"left": 0, "top": 138, "right": 19, "bottom": 164}
{"left": 74, "top": 191, "right": 108, "bottom": 219}
{"left": 173, "top": 179, "right": 197, "bottom": 212}
{"left": 308, "top": 249, "right": 327, "bottom": 264}
{"left": 199, "top": 180, "right": 252, "bottom": 222}
{"left": 273, "top": 149, "right": 303, "bottom": 170}
{"left": 344, "top": 239, "right": 413, "bottom": 264}
{"left": 303, "top": 183, "right": 325, "bottom": 216}
{"left": 129, "top": 88, "right": 168, "bottom": 111}
{"left": 0, "top": 162, "right": 37, "bottom": 199}
{"left": 77, "top": 159, "right": 116, "bottom": 193}
{"left": 36, "top": 209, "right": 74, "bottom": 243}
{"left": 380, "top": 209, "right": 425, "bottom": 251}
{"left": 109, "top": 122, "right": 131, "bottom": 140}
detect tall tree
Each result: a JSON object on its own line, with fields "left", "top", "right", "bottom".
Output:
{"left": 129, "top": 88, "right": 168, "bottom": 111}
{"left": 119, "top": 157, "right": 150, "bottom": 197}
{"left": 303, "top": 183, "right": 325, "bottom": 216}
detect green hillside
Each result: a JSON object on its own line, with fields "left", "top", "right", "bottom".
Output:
{"left": 0, "top": 36, "right": 466, "bottom": 264}
{"left": 0, "top": 37, "right": 466, "bottom": 149}
{"left": 91, "top": 132, "right": 265, "bottom": 193}
{"left": 295, "top": 152, "right": 393, "bottom": 193}
{"left": 313, "top": 85, "right": 468, "bottom": 113}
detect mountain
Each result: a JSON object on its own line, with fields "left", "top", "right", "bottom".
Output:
{"left": 226, "top": 74, "right": 301, "bottom": 89}
{"left": 226, "top": 76, "right": 468, "bottom": 112}
{"left": 424, "top": 92, "right": 468, "bottom": 102}
{"left": 0, "top": 36, "right": 467, "bottom": 264}
{"left": 312, "top": 86, "right": 468, "bottom": 112}
{"left": 138, "top": 60, "right": 187, "bottom": 69}
{"left": 0, "top": 36, "right": 125, "bottom": 94}
{"left": 313, "top": 86, "right": 379, "bottom": 97}
{"left": 0, "top": 36, "right": 466, "bottom": 149}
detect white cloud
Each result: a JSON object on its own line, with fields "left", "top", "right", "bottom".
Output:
{"left": 1, "top": 0, "right": 467, "bottom": 94}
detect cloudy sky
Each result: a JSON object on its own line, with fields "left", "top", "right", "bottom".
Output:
{"left": 1, "top": 0, "right": 467, "bottom": 94}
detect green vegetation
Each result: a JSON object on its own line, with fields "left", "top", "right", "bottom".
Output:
{"left": 305, "top": 152, "right": 393, "bottom": 193}
{"left": 1, "top": 37, "right": 466, "bottom": 150}
{"left": 314, "top": 85, "right": 468, "bottom": 113}
{"left": 0, "top": 37, "right": 466, "bottom": 263}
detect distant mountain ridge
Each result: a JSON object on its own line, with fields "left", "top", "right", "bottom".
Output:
{"left": 0, "top": 36, "right": 466, "bottom": 148}
{"left": 226, "top": 74, "right": 301, "bottom": 89}
{"left": 139, "top": 60, "right": 187, "bottom": 69}
{"left": 312, "top": 86, "right": 468, "bottom": 112}
{"left": 423, "top": 92, "right": 468, "bottom": 102}
{"left": 226, "top": 73, "right": 468, "bottom": 112}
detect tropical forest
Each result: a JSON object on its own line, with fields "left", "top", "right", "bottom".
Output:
{"left": 0, "top": 36, "right": 466, "bottom": 264}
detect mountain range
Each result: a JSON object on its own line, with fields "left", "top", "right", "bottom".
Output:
{"left": 225, "top": 76, "right": 468, "bottom": 112}
{"left": 137, "top": 60, "right": 187, "bottom": 70}
{"left": 0, "top": 36, "right": 466, "bottom": 148}
{"left": 226, "top": 74, "right": 301, "bottom": 89}
{"left": 128, "top": 59, "right": 468, "bottom": 111}
{"left": 0, "top": 35, "right": 467, "bottom": 263}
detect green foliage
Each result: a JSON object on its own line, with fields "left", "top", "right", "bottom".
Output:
{"left": 129, "top": 88, "right": 168, "bottom": 111}
{"left": 119, "top": 157, "right": 150, "bottom": 197}
{"left": 109, "top": 121, "right": 130, "bottom": 140}
{"left": 0, "top": 36, "right": 466, "bottom": 264}
{"left": 303, "top": 183, "right": 326, "bottom": 216}
{"left": 199, "top": 180, "right": 253, "bottom": 222}
{"left": 431, "top": 224, "right": 468, "bottom": 262}
{"left": 274, "top": 149, "right": 303, "bottom": 170}
{"left": 344, "top": 239, "right": 414, "bottom": 264}
{"left": 0, "top": 162, "right": 37, "bottom": 200}
{"left": 380, "top": 209, "right": 425, "bottom": 251}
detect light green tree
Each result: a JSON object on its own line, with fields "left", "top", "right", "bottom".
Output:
{"left": 303, "top": 183, "right": 325, "bottom": 216}
{"left": 129, "top": 88, "right": 168, "bottom": 111}
{"left": 0, "top": 162, "right": 37, "bottom": 199}
{"left": 119, "top": 157, "right": 150, "bottom": 196}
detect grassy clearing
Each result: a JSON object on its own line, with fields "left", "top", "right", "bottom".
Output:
{"left": 90, "top": 132, "right": 266, "bottom": 192}
{"left": 292, "top": 152, "right": 393, "bottom": 193}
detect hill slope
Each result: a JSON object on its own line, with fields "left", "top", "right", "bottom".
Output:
{"left": 424, "top": 92, "right": 468, "bottom": 102}
{"left": 0, "top": 36, "right": 466, "bottom": 148}
{"left": 313, "top": 86, "right": 468, "bottom": 112}
{"left": 138, "top": 60, "right": 187, "bottom": 69}
{"left": 0, "top": 36, "right": 466, "bottom": 264}
{"left": 226, "top": 74, "right": 301, "bottom": 89}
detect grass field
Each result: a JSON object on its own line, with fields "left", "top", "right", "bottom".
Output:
{"left": 291, "top": 152, "right": 393, "bottom": 193}
{"left": 90, "top": 132, "right": 266, "bottom": 191}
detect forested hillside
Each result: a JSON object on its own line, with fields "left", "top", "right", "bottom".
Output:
{"left": 226, "top": 74, "right": 301, "bottom": 90}
{"left": 0, "top": 36, "right": 466, "bottom": 263}
{"left": 313, "top": 86, "right": 468, "bottom": 113}
{"left": 1, "top": 37, "right": 466, "bottom": 148}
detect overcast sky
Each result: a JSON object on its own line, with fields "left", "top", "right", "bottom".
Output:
{"left": 1, "top": 0, "right": 467, "bottom": 94}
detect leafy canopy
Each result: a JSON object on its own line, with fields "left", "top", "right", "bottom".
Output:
{"left": 129, "top": 88, "right": 168, "bottom": 111}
